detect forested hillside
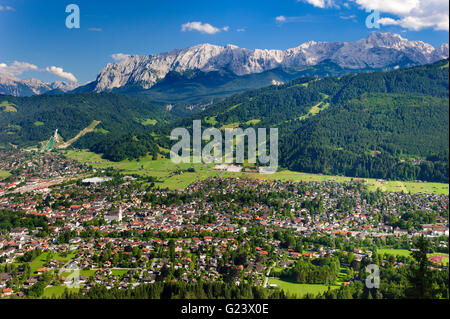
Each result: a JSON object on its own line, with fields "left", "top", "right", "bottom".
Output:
{"left": 185, "top": 59, "right": 449, "bottom": 182}
{"left": 0, "top": 93, "right": 173, "bottom": 155}
{"left": 282, "top": 93, "right": 448, "bottom": 182}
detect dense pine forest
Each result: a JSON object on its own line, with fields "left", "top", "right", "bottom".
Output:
{"left": 60, "top": 281, "right": 287, "bottom": 299}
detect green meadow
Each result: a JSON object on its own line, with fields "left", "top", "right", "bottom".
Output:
{"left": 62, "top": 150, "right": 449, "bottom": 195}
{"left": 111, "top": 269, "right": 131, "bottom": 277}
{"left": 0, "top": 170, "right": 11, "bottom": 179}
{"left": 42, "top": 286, "right": 80, "bottom": 298}
{"left": 377, "top": 249, "right": 412, "bottom": 257}
{"left": 243, "top": 170, "right": 448, "bottom": 195}
{"left": 29, "top": 251, "right": 77, "bottom": 274}
{"left": 298, "top": 101, "right": 330, "bottom": 121}
{"left": 140, "top": 118, "right": 158, "bottom": 126}
{"left": 0, "top": 101, "right": 18, "bottom": 112}
{"left": 377, "top": 249, "right": 449, "bottom": 265}
{"left": 268, "top": 278, "right": 339, "bottom": 298}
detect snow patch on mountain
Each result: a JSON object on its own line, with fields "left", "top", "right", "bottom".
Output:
{"left": 92, "top": 33, "right": 449, "bottom": 92}
{"left": 0, "top": 74, "right": 79, "bottom": 97}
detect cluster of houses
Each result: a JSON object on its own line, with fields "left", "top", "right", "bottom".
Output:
{"left": 0, "top": 150, "right": 89, "bottom": 195}
{"left": 0, "top": 150, "right": 448, "bottom": 298}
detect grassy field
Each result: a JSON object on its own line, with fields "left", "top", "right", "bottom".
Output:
{"left": 298, "top": 101, "right": 330, "bottom": 121}
{"left": 244, "top": 170, "right": 448, "bottom": 195}
{"left": 111, "top": 269, "right": 131, "bottom": 277}
{"left": 268, "top": 278, "right": 339, "bottom": 298}
{"left": 204, "top": 116, "right": 218, "bottom": 125}
{"left": 0, "top": 170, "right": 11, "bottom": 179}
{"left": 377, "top": 249, "right": 449, "bottom": 265}
{"left": 363, "top": 179, "right": 449, "bottom": 195}
{"left": 29, "top": 252, "right": 77, "bottom": 274}
{"left": 140, "top": 118, "right": 158, "bottom": 126}
{"left": 42, "top": 286, "right": 80, "bottom": 298}
{"left": 245, "top": 119, "right": 261, "bottom": 125}
{"left": 62, "top": 150, "right": 449, "bottom": 195}
{"left": 63, "top": 149, "right": 222, "bottom": 189}
{"left": 219, "top": 122, "right": 240, "bottom": 130}
{"left": 377, "top": 249, "right": 412, "bottom": 257}
{"left": 0, "top": 101, "right": 18, "bottom": 112}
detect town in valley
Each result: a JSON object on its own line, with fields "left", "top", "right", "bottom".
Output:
{"left": 0, "top": 149, "right": 448, "bottom": 299}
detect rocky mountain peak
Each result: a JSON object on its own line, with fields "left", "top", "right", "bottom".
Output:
{"left": 88, "top": 32, "right": 448, "bottom": 93}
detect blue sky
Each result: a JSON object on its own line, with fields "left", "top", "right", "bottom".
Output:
{"left": 0, "top": 0, "right": 448, "bottom": 84}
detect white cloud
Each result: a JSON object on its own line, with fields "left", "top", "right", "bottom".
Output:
{"left": 353, "top": 0, "right": 419, "bottom": 16}
{"left": 111, "top": 53, "right": 131, "bottom": 61}
{"left": 45, "top": 66, "right": 77, "bottom": 83}
{"left": 275, "top": 15, "right": 318, "bottom": 24}
{"left": 237, "top": 28, "right": 246, "bottom": 32}
{"left": 299, "top": 0, "right": 449, "bottom": 31}
{"left": 300, "top": 0, "right": 336, "bottom": 9}
{"left": 353, "top": 0, "right": 449, "bottom": 31}
{"left": 0, "top": 61, "right": 38, "bottom": 76}
{"left": 0, "top": 60, "right": 77, "bottom": 83}
{"left": 181, "top": 21, "right": 227, "bottom": 34}
{"left": 0, "top": 5, "right": 15, "bottom": 11}
{"left": 340, "top": 14, "right": 356, "bottom": 20}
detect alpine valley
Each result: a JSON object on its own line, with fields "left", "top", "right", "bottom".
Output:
{"left": 0, "top": 2, "right": 450, "bottom": 303}
{"left": 0, "top": 33, "right": 448, "bottom": 183}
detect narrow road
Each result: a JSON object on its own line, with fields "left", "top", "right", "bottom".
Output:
{"left": 263, "top": 261, "right": 276, "bottom": 288}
